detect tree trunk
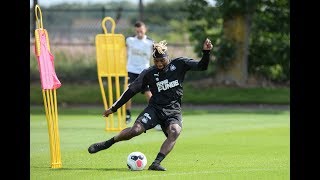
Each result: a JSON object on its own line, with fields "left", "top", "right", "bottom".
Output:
{"left": 215, "top": 14, "right": 251, "bottom": 86}
{"left": 139, "top": 0, "right": 144, "bottom": 21}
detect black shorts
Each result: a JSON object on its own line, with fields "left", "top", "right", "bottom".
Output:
{"left": 128, "top": 72, "right": 150, "bottom": 94}
{"left": 135, "top": 105, "right": 183, "bottom": 137}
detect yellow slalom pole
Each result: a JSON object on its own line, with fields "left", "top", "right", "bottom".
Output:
{"left": 107, "top": 76, "right": 114, "bottom": 129}
{"left": 105, "top": 17, "right": 115, "bottom": 131}
{"left": 42, "top": 90, "right": 54, "bottom": 166}
{"left": 112, "top": 20, "right": 121, "bottom": 130}
{"left": 35, "top": 4, "right": 62, "bottom": 169}
{"left": 42, "top": 89, "right": 62, "bottom": 168}
{"left": 53, "top": 90, "right": 61, "bottom": 166}
{"left": 115, "top": 75, "right": 122, "bottom": 128}
{"left": 50, "top": 89, "right": 61, "bottom": 168}
{"left": 48, "top": 90, "right": 56, "bottom": 166}
{"left": 98, "top": 76, "right": 108, "bottom": 110}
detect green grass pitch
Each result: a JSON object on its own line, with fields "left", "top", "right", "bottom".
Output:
{"left": 30, "top": 108, "right": 289, "bottom": 180}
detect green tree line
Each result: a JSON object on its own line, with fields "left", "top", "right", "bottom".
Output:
{"left": 185, "top": 0, "right": 289, "bottom": 85}
{"left": 30, "top": 0, "right": 289, "bottom": 85}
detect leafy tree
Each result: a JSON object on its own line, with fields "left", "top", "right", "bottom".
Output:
{"left": 185, "top": 0, "right": 289, "bottom": 85}
{"left": 132, "top": 0, "right": 189, "bottom": 42}
{"left": 249, "top": 0, "right": 290, "bottom": 82}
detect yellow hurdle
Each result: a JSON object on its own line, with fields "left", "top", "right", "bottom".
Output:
{"left": 95, "top": 17, "right": 128, "bottom": 131}
{"left": 34, "top": 4, "right": 62, "bottom": 168}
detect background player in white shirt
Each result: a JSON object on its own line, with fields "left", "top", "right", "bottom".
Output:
{"left": 125, "top": 21, "right": 153, "bottom": 124}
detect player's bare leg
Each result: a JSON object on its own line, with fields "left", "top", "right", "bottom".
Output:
{"left": 114, "top": 122, "right": 145, "bottom": 141}
{"left": 148, "top": 123, "right": 182, "bottom": 171}
{"left": 88, "top": 122, "right": 145, "bottom": 154}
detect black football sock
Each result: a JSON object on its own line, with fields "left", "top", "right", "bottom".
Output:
{"left": 104, "top": 137, "right": 115, "bottom": 148}
{"left": 126, "top": 109, "right": 131, "bottom": 116}
{"left": 153, "top": 152, "right": 166, "bottom": 164}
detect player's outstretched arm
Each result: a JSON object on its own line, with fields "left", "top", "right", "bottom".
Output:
{"left": 102, "top": 88, "right": 137, "bottom": 117}
{"left": 102, "top": 68, "right": 149, "bottom": 117}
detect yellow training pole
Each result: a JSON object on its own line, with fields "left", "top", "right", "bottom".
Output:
{"left": 113, "top": 34, "right": 122, "bottom": 129}
{"left": 34, "top": 4, "right": 62, "bottom": 168}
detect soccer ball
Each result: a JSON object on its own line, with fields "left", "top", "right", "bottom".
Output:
{"left": 127, "top": 151, "right": 147, "bottom": 171}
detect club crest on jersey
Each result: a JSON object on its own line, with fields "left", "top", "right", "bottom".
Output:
{"left": 141, "top": 113, "right": 151, "bottom": 123}
{"left": 170, "top": 64, "right": 176, "bottom": 71}
{"left": 156, "top": 79, "right": 179, "bottom": 92}
{"left": 154, "top": 73, "right": 160, "bottom": 81}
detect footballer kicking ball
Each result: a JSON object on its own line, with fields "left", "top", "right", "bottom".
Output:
{"left": 127, "top": 151, "right": 147, "bottom": 171}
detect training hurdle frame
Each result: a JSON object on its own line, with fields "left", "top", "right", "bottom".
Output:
{"left": 95, "top": 17, "right": 128, "bottom": 132}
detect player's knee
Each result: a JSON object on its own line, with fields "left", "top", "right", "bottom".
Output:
{"left": 167, "top": 124, "right": 181, "bottom": 140}
{"left": 130, "top": 125, "right": 144, "bottom": 137}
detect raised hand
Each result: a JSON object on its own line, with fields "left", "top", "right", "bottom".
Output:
{"left": 103, "top": 108, "right": 113, "bottom": 117}
{"left": 203, "top": 38, "right": 213, "bottom": 50}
